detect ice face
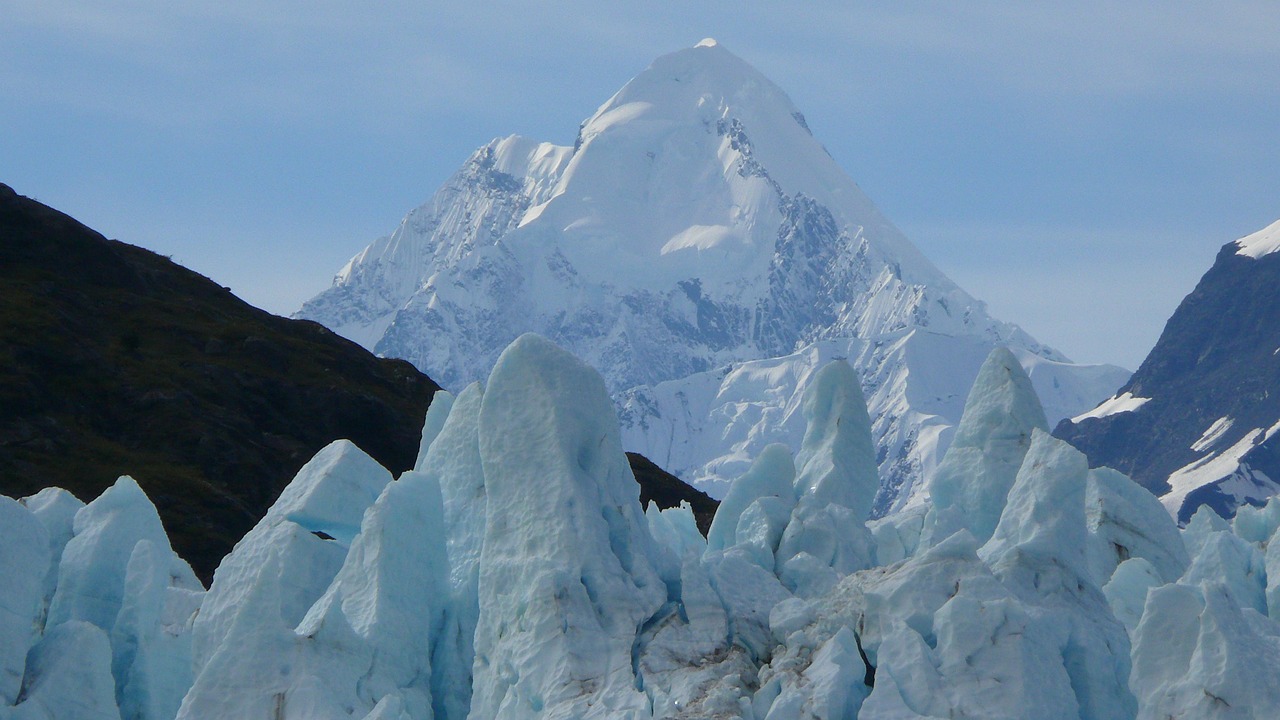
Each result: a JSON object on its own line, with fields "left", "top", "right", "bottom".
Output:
{"left": 469, "top": 334, "right": 667, "bottom": 719}
{"left": 705, "top": 443, "right": 795, "bottom": 555}
{"left": 773, "top": 359, "right": 878, "bottom": 596}
{"left": 0, "top": 497, "right": 49, "bottom": 705}
{"left": 1131, "top": 582, "right": 1280, "bottom": 719}
{"left": 110, "top": 539, "right": 203, "bottom": 720}
{"left": 415, "top": 389, "right": 455, "bottom": 472}
{"left": 417, "top": 382, "right": 485, "bottom": 720}
{"left": 46, "top": 477, "right": 173, "bottom": 634}
{"left": 1085, "top": 466, "right": 1189, "bottom": 586}
{"left": 19, "top": 487, "right": 83, "bottom": 632}
{"left": 190, "top": 440, "right": 392, "bottom": 675}
{"left": 1101, "top": 557, "right": 1162, "bottom": 633}
{"left": 1181, "top": 527, "right": 1267, "bottom": 615}
{"left": 284, "top": 469, "right": 448, "bottom": 720}
{"left": 8, "top": 620, "right": 121, "bottom": 720}
{"left": 1181, "top": 503, "right": 1232, "bottom": 560}
{"left": 979, "top": 431, "right": 1137, "bottom": 720}
{"left": 16, "top": 332, "right": 1280, "bottom": 720}
{"left": 923, "top": 347, "right": 1049, "bottom": 549}
{"left": 791, "top": 359, "right": 878, "bottom": 519}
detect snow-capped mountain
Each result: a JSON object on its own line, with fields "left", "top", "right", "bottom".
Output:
{"left": 1057, "top": 219, "right": 1280, "bottom": 522}
{"left": 298, "top": 39, "right": 1126, "bottom": 508}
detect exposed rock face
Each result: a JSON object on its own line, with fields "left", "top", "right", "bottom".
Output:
{"left": 0, "top": 182, "right": 441, "bottom": 580}
{"left": 1057, "top": 219, "right": 1280, "bottom": 521}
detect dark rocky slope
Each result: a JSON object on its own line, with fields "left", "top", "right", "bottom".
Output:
{"left": 0, "top": 183, "right": 443, "bottom": 579}
{"left": 1055, "top": 231, "right": 1280, "bottom": 522}
{"left": 629, "top": 451, "right": 718, "bottom": 534}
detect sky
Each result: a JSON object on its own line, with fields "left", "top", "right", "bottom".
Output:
{"left": 3, "top": 2, "right": 1278, "bottom": 370}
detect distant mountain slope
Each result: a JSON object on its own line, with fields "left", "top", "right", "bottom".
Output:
{"left": 0, "top": 182, "right": 442, "bottom": 579}
{"left": 1056, "top": 219, "right": 1280, "bottom": 521}
{"left": 298, "top": 40, "right": 1127, "bottom": 508}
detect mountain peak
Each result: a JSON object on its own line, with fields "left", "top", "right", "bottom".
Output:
{"left": 1234, "top": 217, "right": 1280, "bottom": 259}
{"left": 297, "top": 43, "right": 1124, "bottom": 510}
{"left": 694, "top": 37, "right": 719, "bottom": 48}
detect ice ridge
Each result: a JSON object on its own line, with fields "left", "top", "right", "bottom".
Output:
{"left": 7, "top": 336, "right": 1280, "bottom": 719}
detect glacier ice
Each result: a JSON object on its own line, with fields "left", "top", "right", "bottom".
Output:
{"left": 921, "top": 346, "right": 1048, "bottom": 549}
{"left": 1102, "top": 557, "right": 1162, "bottom": 633}
{"left": 0, "top": 497, "right": 48, "bottom": 705}
{"left": 789, "top": 359, "right": 878, "bottom": 519}
{"left": 645, "top": 502, "right": 705, "bottom": 563}
{"left": 110, "top": 539, "right": 203, "bottom": 720}
{"left": 13, "top": 332, "right": 1280, "bottom": 719}
{"left": 774, "top": 359, "right": 877, "bottom": 596}
{"left": 1131, "top": 582, "right": 1280, "bottom": 719}
{"left": 1085, "top": 466, "right": 1189, "bottom": 586}
{"left": 290, "top": 468, "right": 446, "bottom": 720}
{"left": 1181, "top": 525, "right": 1267, "bottom": 615}
{"left": 417, "top": 382, "right": 485, "bottom": 720}
{"left": 979, "top": 430, "right": 1137, "bottom": 720}
{"left": 415, "top": 389, "right": 455, "bottom": 472}
{"left": 6, "top": 620, "right": 121, "bottom": 720}
{"left": 705, "top": 443, "right": 795, "bottom": 555}
{"left": 176, "top": 456, "right": 447, "bottom": 720}
{"left": 190, "top": 440, "right": 392, "bottom": 675}
{"left": 46, "top": 477, "right": 178, "bottom": 634}
{"left": 19, "top": 488, "right": 83, "bottom": 633}
{"left": 469, "top": 334, "right": 667, "bottom": 719}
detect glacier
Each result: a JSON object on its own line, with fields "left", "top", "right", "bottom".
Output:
{"left": 5, "top": 333, "right": 1280, "bottom": 719}
{"left": 296, "top": 40, "right": 1128, "bottom": 511}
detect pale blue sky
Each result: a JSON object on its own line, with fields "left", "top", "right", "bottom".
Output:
{"left": 4, "top": 2, "right": 1278, "bottom": 369}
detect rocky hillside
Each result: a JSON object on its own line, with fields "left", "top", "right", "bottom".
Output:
{"left": 1056, "top": 219, "right": 1280, "bottom": 521}
{"left": 0, "top": 182, "right": 444, "bottom": 580}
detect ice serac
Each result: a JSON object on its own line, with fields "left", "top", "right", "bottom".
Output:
{"left": 417, "top": 381, "right": 486, "bottom": 720}
{"left": 1085, "top": 467, "right": 1189, "bottom": 586}
{"left": 979, "top": 430, "right": 1137, "bottom": 720}
{"left": 110, "top": 539, "right": 204, "bottom": 720}
{"left": 1101, "top": 557, "right": 1162, "bottom": 633}
{"left": 190, "top": 440, "right": 392, "bottom": 675}
{"left": 1131, "top": 582, "right": 1280, "bottom": 719}
{"left": 4, "top": 620, "right": 121, "bottom": 720}
{"left": 13, "top": 477, "right": 202, "bottom": 720}
{"left": 1180, "top": 522, "right": 1267, "bottom": 615}
{"left": 790, "top": 360, "right": 877, "bottom": 516}
{"left": 20, "top": 488, "right": 83, "bottom": 631}
{"left": 46, "top": 476, "right": 173, "bottom": 634}
{"left": 285, "top": 468, "right": 448, "bottom": 720}
{"left": 415, "top": 389, "right": 455, "bottom": 471}
{"left": 705, "top": 443, "right": 795, "bottom": 555}
{"left": 298, "top": 40, "right": 1125, "bottom": 512}
{"left": 470, "top": 334, "right": 667, "bottom": 720}
{"left": 921, "top": 346, "right": 1048, "bottom": 548}
{"left": 0, "top": 497, "right": 48, "bottom": 705}
{"left": 765, "top": 532, "right": 1075, "bottom": 720}
{"left": 775, "top": 359, "right": 878, "bottom": 595}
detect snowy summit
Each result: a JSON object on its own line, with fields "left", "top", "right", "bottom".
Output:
{"left": 297, "top": 41, "right": 1126, "bottom": 510}
{"left": 1234, "top": 217, "right": 1280, "bottom": 259}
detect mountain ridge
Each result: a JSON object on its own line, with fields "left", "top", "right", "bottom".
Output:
{"left": 1056, "top": 221, "right": 1280, "bottom": 521}
{"left": 298, "top": 41, "right": 1127, "bottom": 508}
